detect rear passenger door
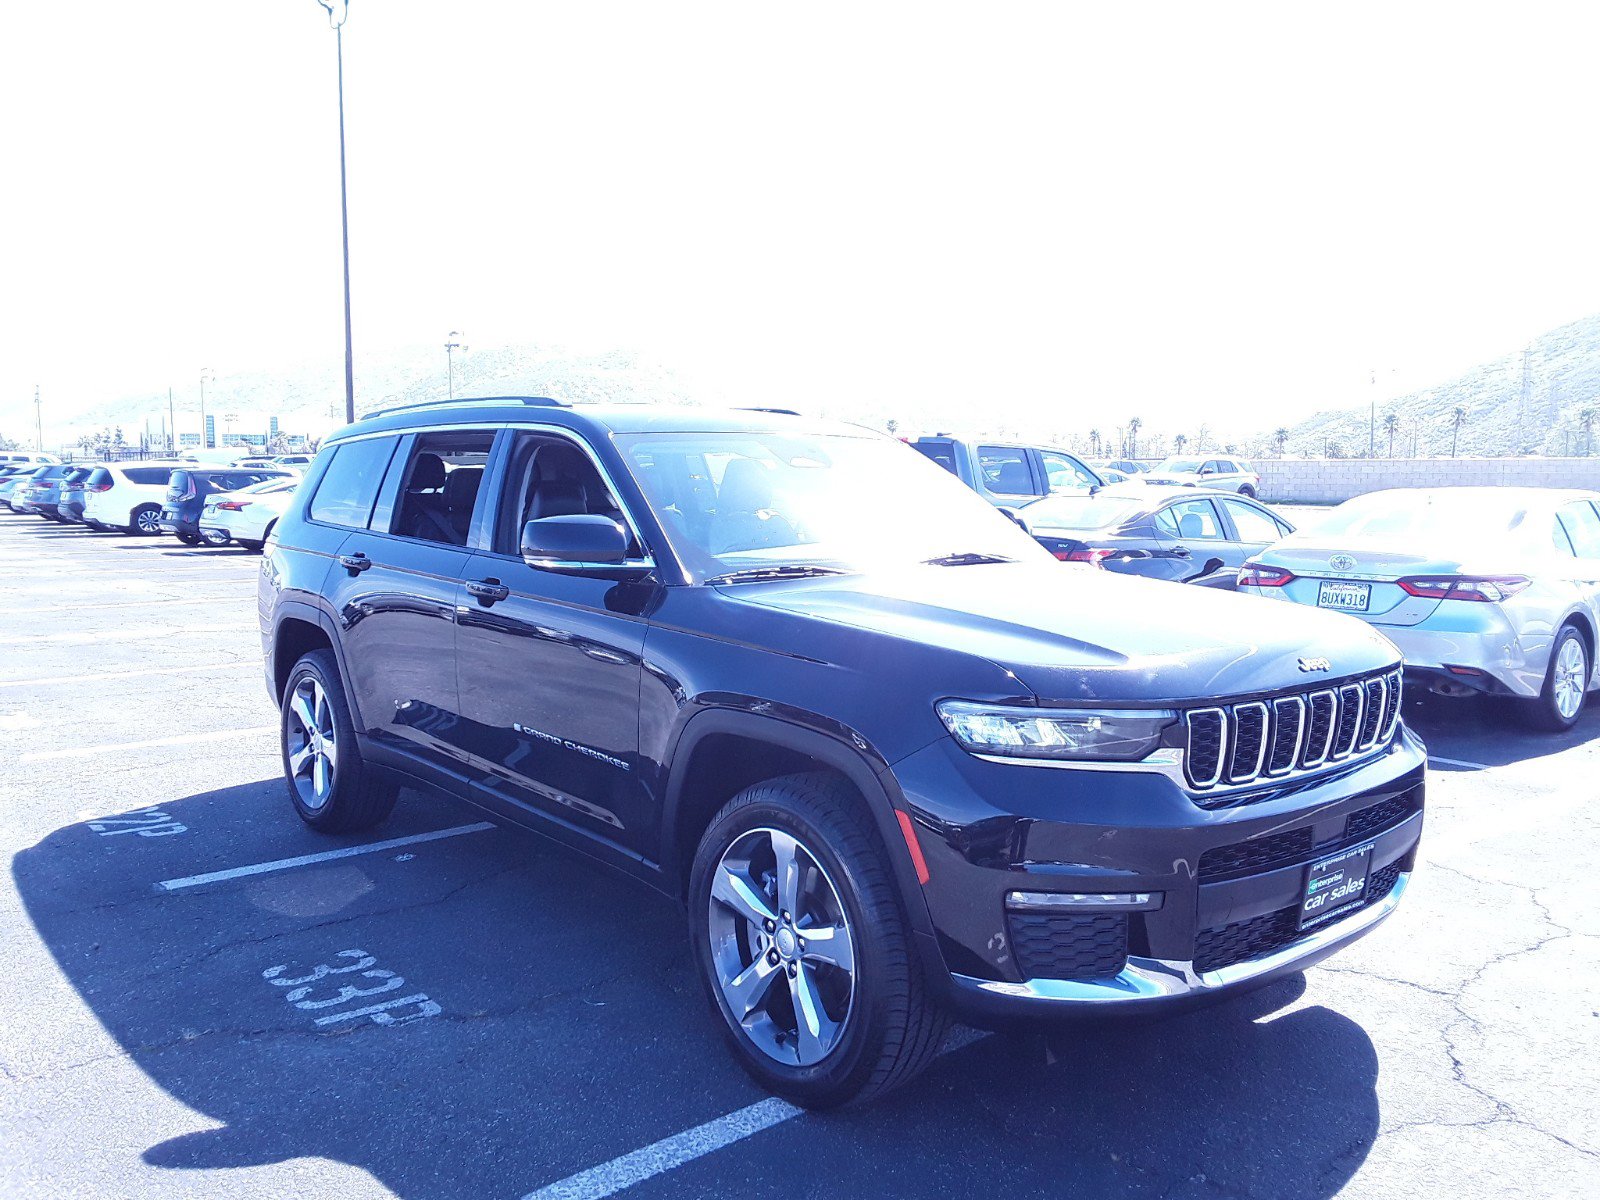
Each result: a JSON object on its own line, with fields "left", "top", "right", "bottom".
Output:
{"left": 453, "top": 429, "right": 656, "bottom": 853}
{"left": 312, "top": 430, "right": 495, "bottom": 763}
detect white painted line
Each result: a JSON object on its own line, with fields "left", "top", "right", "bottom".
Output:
{"left": 20, "top": 725, "right": 275, "bottom": 762}
{"left": 1428, "top": 755, "right": 1489, "bottom": 770}
{"left": 522, "top": 1027, "right": 991, "bottom": 1200}
{"left": 8, "top": 595, "right": 251, "bottom": 615}
{"left": 0, "top": 622, "right": 256, "bottom": 647}
{"left": 0, "top": 661, "right": 248, "bottom": 689}
{"left": 156, "top": 822, "right": 498, "bottom": 891}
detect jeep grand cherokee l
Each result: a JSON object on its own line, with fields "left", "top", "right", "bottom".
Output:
{"left": 260, "top": 398, "right": 1425, "bottom": 1108}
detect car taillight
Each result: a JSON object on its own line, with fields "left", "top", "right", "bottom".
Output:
{"left": 1398, "top": 575, "right": 1531, "bottom": 602}
{"left": 1057, "top": 547, "right": 1115, "bottom": 566}
{"left": 216, "top": 500, "right": 251, "bottom": 511}
{"left": 90, "top": 482, "right": 112, "bottom": 491}
{"left": 1239, "top": 563, "right": 1294, "bottom": 587}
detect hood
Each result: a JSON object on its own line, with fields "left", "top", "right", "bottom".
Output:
{"left": 721, "top": 562, "right": 1399, "bottom": 705}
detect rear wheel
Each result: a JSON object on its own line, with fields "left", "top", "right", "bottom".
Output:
{"left": 1524, "top": 625, "right": 1590, "bottom": 732}
{"left": 280, "top": 650, "right": 398, "bottom": 831}
{"left": 175, "top": 532, "right": 202, "bottom": 546}
{"left": 688, "top": 773, "right": 949, "bottom": 1108}
{"left": 1238, "top": 484, "right": 1257, "bottom": 498}
{"left": 130, "top": 505, "right": 162, "bottom": 535}
{"left": 237, "top": 538, "right": 263, "bottom": 552}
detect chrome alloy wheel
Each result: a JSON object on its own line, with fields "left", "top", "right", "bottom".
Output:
{"left": 707, "top": 827, "right": 856, "bottom": 1067}
{"left": 135, "top": 509, "right": 162, "bottom": 534}
{"left": 1554, "top": 636, "right": 1588, "bottom": 720}
{"left": 286, "top": 677, "right": 338, "bottom": 810}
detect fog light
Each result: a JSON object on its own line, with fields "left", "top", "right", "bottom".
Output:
{"left": 1006, "top": 890, "right": 1162, "bottom": 912}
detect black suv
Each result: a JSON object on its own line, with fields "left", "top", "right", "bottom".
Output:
{"left": 261, "top": 398, "right": 1425, "bottom": 1107}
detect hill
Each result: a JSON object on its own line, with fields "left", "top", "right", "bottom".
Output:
{"left": 1271, "top": 312, "right": 1600, "bottom": 459}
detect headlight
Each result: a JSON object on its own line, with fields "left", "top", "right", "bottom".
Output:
{"left": 936, "top": 700, "right": 1176, "bottom": 762}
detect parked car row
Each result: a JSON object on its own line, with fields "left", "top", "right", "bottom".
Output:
{"left": 0, "top": 460, "right": 300, "bottom": 552}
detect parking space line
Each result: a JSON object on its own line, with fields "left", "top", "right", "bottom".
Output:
{"left": 156, "top": 821, "right": 498, "bottom": 891}
{"left": 0, "top": 622, "right": 257, "bottom": 647}
{"left": 20, "top": 725, "right": 275, "bottom": 762}
{"left": 0, "top": 661, "right": 249, "bottom": 689}
{"left": 1428, "top": 754, "right": 1489, "bottom": 770}
{"left": 522, "top": 1027, "right": 990, "bottom": 1200}
{"left": 8, "top": 595, "right": 252, "bottom": 614}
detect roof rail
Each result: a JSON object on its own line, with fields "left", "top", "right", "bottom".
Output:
{"left": 361, "top": 395, "right": 568, "bottom": 420}
{"left": 737, "top": 407, "right": 801, "bottom": 416}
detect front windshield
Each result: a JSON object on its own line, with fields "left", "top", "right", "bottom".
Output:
{"left": 1153, "top": 458, "right": 1203, "bottom": 473}
{"left": 617, "top": 430, "right": 1050, "bottom": 580}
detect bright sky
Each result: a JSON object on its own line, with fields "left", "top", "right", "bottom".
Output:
{"left": 3, "top": 1, "right": 1599, "bottom": 442}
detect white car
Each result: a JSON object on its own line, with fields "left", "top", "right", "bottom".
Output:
{"left": 1144, "top": 456, "right": 1261, "bottom": 498}
{"left": 80, "top": 462, "right": 183, "bottom": 535}
{"left": 197, "top": 478, "right": 299, "bottom": 550}
{"left": 0, "top": 451, "right": 61, "bottom": 467}
{"left": 1240, "top": 486, "right": 1600, "bottom": 730}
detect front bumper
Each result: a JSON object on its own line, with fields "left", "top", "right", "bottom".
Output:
{"left": 892, "top": 726, "right": 1426, "bottom": 1022}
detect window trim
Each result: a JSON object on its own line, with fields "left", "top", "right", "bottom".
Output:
{"left": 305, "top": 434, "right": 402, "bottom": 532}
{"left": 976, "top": 444, "right": 1043, "bottom": 498}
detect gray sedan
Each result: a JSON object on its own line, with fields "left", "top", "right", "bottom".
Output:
{"left": 1239, "top": 486, "right": 1600, "bottom": 730}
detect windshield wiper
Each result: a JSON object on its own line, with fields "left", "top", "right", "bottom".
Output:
{"left": 922, "top": 552, "right": 1015, "bottom": 566}
{"left": 705, "top": 565, "right": 848, "bottom": 585}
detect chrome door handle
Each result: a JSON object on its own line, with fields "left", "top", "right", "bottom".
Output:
{"left": 338, "top": 553, "right": 372, "bottom": 575}
{"left": 466, "top": 578, "right": 510, "bottom": 605}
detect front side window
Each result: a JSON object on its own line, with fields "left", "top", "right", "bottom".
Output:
{"left": 309, "top": 437, "right": 400, "bottom": 528}
{"left": 388, "top": 431, "right": 494, "bottom": 546}
{"left": 1039, "top": 451, "right": 1097, "bottom": 493}
{"left": 490, "top": 433, "right": 638, "bottom": 557}
{"left": 1220, "top": 498, "right": 1288, "bottom": 543}
{"left": 1557, "top": 502, "right": 1600, "bottom": 559}
{"left": 976, "top": 446, "right": 1039, "bottom": 496}
{"left": 616, "top": 431, "right": 1048, "bottom": 580}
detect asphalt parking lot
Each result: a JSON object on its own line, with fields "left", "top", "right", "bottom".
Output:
{"left": 1, "top": 510, "right": 1597, "bottom": 1200}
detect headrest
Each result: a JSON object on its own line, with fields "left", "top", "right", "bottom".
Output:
{"left": 534, "top": 442, "right": 592, "bottom": 483}
{"left": 443, "top": 466, "right": 481, "bottom": 508}
{"left": 717, "top": 459, "right": 773, "bottom": 512}
{"left": 408, "top": 453, "right": 446, "bottom": 491}
{"left": 529, "top": 480, "right": 587, "bottom": 520}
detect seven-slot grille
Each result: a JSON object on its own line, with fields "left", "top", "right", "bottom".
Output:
{"left": 1184, "top": 668, "right": 1403, "bottom": 794}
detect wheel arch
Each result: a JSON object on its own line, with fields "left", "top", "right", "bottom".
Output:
{"left": 660, "top": 708, "right": 937, "bottom": 944}
{"left": 270, "top": 601, "right": 352, "bottom": 712}
{"left": 1558, "top": 609, "right": 1596, "bottom": 679}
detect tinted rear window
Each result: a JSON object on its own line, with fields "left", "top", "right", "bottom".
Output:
{"left": 86, "top": 469, "right": 113, "bottom": 486}
{"left": 310, "top": 438, "right": 399, "bottom": 528}
{"left": 124, "top": 467, "right": 174, "bottom": 485}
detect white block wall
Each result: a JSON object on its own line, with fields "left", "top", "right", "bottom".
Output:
{"left": 1256, "top": 458, "right": 1600, "bottom": 504}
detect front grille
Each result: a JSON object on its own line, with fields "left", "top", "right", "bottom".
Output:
{"left": 1183, "top": 668, "right": 1402, "bottom": 799}
{"left": 1193, "top": 861, "right": 1404, "bottom": 974}
{"left": 1009, "top": 912, "right": 1129, "bottom": 980}
{"left": 1197, "top": 787, "right": 1423, "bottom": 884}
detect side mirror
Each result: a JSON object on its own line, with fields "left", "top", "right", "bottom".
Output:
{"left": 521, "top": 514, "right": 629, "bottom": 571}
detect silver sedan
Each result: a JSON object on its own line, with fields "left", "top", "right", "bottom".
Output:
{"left": 1239, "top": 487, "right": 1600, "bottom": 731}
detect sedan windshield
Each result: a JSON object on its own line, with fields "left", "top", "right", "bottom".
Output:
{"left": 617, "top": 430, "right": 1049, "bottom": 580}
{"left": 1152, "top": 458, "right": 1204, "bottom": 473}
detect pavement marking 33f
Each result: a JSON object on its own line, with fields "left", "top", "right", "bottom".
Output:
{"left": 262, "top": 948, "right": 442, "bottom": 1029}
{"left": 86, "top": 807, "right": 188, "bottom": 838}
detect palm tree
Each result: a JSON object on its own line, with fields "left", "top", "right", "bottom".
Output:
{"left": 1088, "top": 428, "right": 1102, "bottom": 456}
{"left": 1273, "top": 427, "right": 1288, "bottom": 456}
{"left": 1383, "top": 412, "right": 1400, "bottom": 457}
{"left": 1449, "top": 406, "right": 1467, "bottom": 457}
{"left": 1173, "top": 433, "right": 1188, "bottom": 454}
{"left": 1127, "top": 417, "right": 1142, "bottom": 460}
{"left": 1580, "top": 407, "right": 1596, "bottom": 456}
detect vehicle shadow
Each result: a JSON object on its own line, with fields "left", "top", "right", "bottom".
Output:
{"left": 14, "top": 782, "right": 1380, "bottom": 1199}
{"left": 1401, "top": 686, "right": 1600, "bottom": 768}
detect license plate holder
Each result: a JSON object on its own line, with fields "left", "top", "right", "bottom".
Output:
{"left": 1317, "top": 580, "right": 1371, "bottom": 612}
{"left": 1299, "top": 841, "right": 1375, "bottom": 929}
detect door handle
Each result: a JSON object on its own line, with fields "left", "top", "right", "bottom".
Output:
{"left": 1170, "top": 545, "right": 1192, "bottom": 558}
{"left": 338, "top": 553, "right": 372, "bottom": 575}
{"left": 466, "top": 578, "right": 510, "bottom": 605}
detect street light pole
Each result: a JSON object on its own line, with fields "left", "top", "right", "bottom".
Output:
{"left": 200, "top": 368, "right": 214, "bottom": 449}
{"left": 444, "top": 331, "right": 466, "bottom": 400}
{"left": 317, "top": 1, "right": 356, "bottom": 424}
{"left": 35, "top": 385, "right": 42, "bottom": 451}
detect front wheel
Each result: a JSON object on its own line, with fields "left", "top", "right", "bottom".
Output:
{"left": 280, "top": 650, "right": 399, "bottom": 831}
{"left": 130, "top": 505, "right": 162, "bottom": 535}
{"left": 1523, "top": 625, "right": 1590, "bottom": 732}
{"left": 688, "top": 773, "right": 949, "bottom": 1109}
{"left": 175, "top": 532, "right": 202, "bottom": 546}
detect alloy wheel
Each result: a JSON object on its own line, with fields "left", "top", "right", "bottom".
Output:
{"left": 1553, "top": 636, "right": 1587, "bottom": 720}
{"left": 286, "top": 677, "right": 339, "bottom": 810}
{"left": 135, "top": 509, "right": 161, "bottom": 534}
{"left": 707, "top": 827, "right": 856, "bottom": 1067}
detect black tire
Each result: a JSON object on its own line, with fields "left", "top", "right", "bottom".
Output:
{"left": 688, "top": 772, "right": 950, "bottom": 1109}
{"left": 237, "top": 538, "right": 263, "bottom": 552}
{"left": 129, "top": 504, "right": 162, "bottom": 536}
{"left": 1238, "top": 485, "right": 1257, "bottom": 498}
{"left": 279, "top": 649, "right": 399, "bottom": 832}
{"left": 1522, "top": 624, "right": 1590, "bottom": 732}
{"left": 175, "top": 532, "right": 202, "bottom": 546}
